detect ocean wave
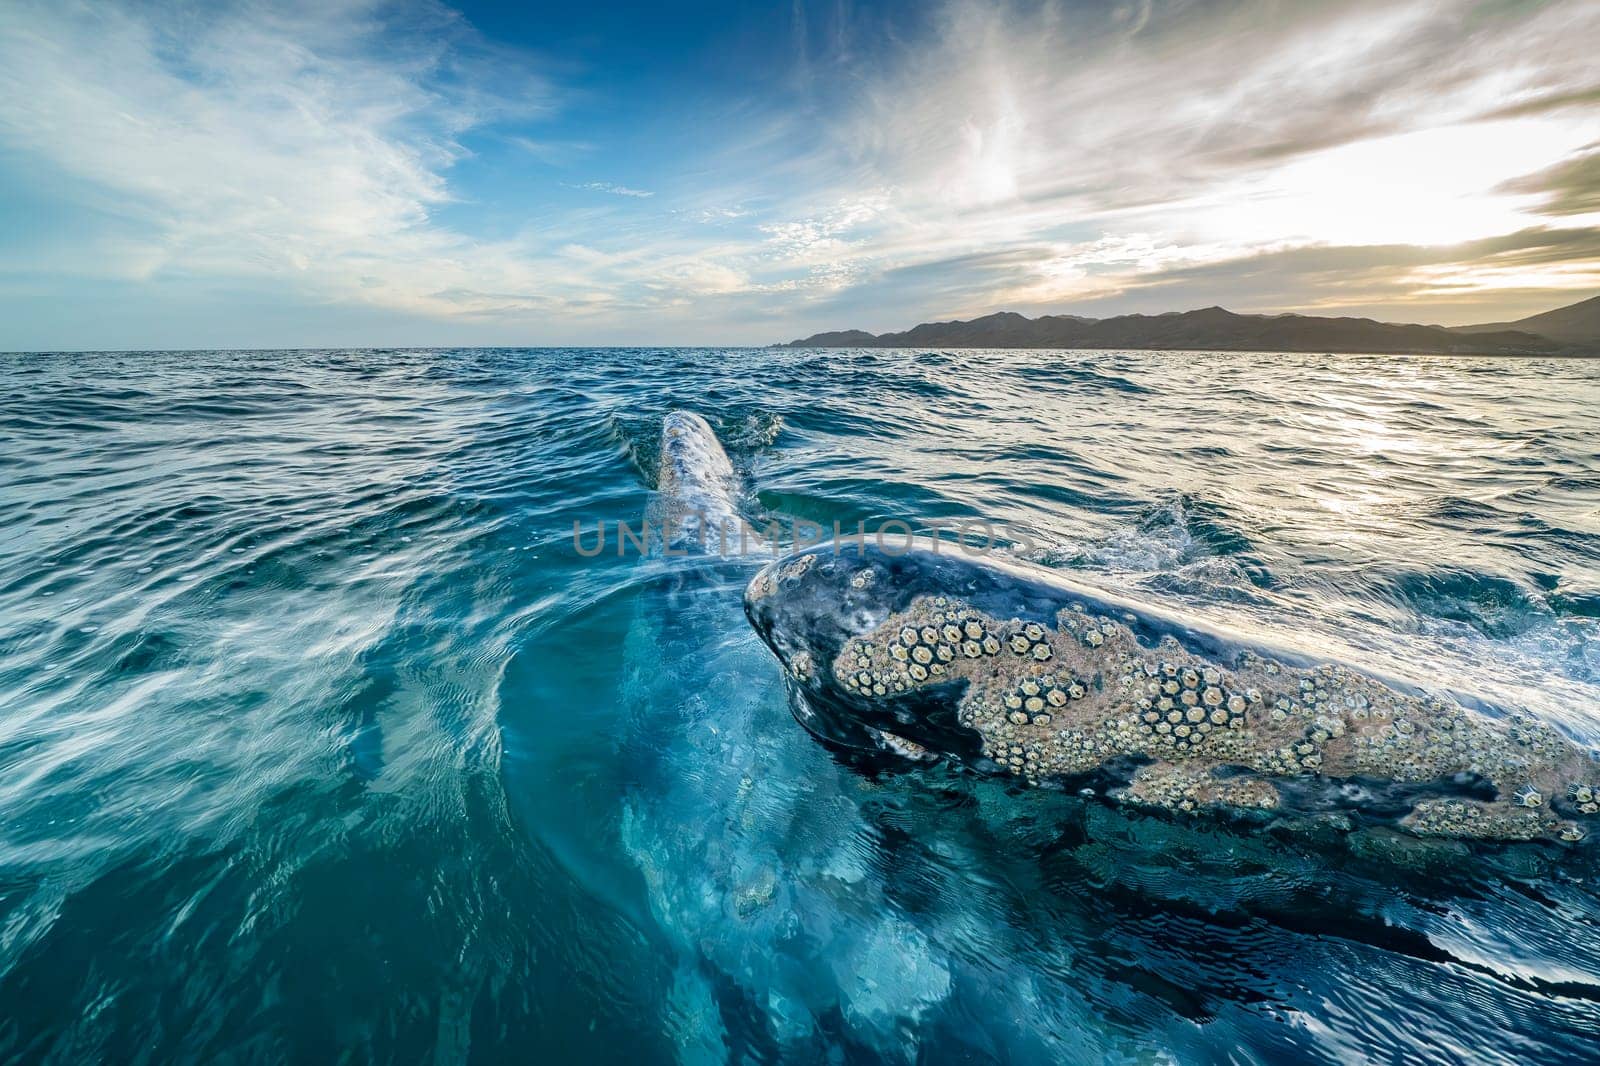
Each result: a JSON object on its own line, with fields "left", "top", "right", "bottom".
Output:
{"left": 3, "top": 346, "right": 1599, "bottom": 1061}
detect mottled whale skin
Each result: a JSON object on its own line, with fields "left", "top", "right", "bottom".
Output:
{"left": 745, "top": 539, "right": 1600, "bottom": 843}
{"left": 656, "top": 410, "right": 742, "bottom": 550}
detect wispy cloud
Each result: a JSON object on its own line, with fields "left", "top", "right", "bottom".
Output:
{"left": 576, "top": 181, "right": 654, "bottom": 198}
{"left": 742, "top": 0, "right": 1600, "bottom": 328}
{"left": 1, "top": 0, "right": 1598, "bottom": 345}
{"left": 0, "top": 0, "right": 557, "bottom": 310}
{"left": 1501, "top": 146, "right": 1600, "bottom": 218}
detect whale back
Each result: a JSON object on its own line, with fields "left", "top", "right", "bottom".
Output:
{"left": 656, "top": 411, "right": 741, "bottom": 550}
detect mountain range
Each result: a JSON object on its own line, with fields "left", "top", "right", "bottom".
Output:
{"left": 780, "top": 293, "right": 1600, "bottom": 355}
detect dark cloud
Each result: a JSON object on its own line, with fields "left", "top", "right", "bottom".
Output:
{"left": 1500, "top": 148, "right": 1600, "bottom": 216}
{"left": 753, "top": 224, "right": 1600, "bottom": 338}
{"left": 1477, "top": 86, "right": 1600, "bottom": 122}
{"left": 1017, "top": 0, "right": 1600, "bottom": 213}
{"left": 1061, "top": 227, "right": 1600, "bottom": 323}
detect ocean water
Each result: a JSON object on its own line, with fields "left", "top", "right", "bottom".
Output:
{"left": 2, "top": 346, "right": 1599, "bottom": 1064}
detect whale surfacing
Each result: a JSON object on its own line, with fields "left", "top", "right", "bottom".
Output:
{"left": 656, "top": 411, "right": 741, "bottom": 550}
{"left": 745, "top": 539, "right": 1599, "bottom": 844}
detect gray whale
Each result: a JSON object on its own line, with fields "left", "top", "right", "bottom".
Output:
{"left": 745, "top": 538, "right": 1600, "bottom": 844}
{"left": 621, "top": 416, "right": 960, "bottom": 1051}
{"left": 654, "top": 410, "right": 741, "bottom": 550}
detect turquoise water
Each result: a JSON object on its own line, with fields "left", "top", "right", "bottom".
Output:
{"left": 2, "top": 347, "right": 1599, "bottom": 1063}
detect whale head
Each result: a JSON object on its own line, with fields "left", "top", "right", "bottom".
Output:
{"left": 743, "top": 539, "right": 1089, "bottom": 767}
{"left": 745, "top": 540, "right": 1600, "bottom": 842}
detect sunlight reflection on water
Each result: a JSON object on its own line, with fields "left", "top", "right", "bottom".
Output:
{"left": 0, "top": 347, "right": 1598, "bottom": 1062}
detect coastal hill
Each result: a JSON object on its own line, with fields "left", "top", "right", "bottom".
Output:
{"left": 780, "top": 295, "right": 1600, "bottom": 354}
{"left": 1454, "top": 293, "right": 1600, "bottom": 345}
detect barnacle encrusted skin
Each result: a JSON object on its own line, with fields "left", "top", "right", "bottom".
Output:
{"left": 746, "top": 553, "right": 818, "bottom": 603}
{"left": 1401, "top": 799, "right": 1567, "bottom": 841}
{"left": 788, "top": 650, "right": 814, "bottom": 682}
{"left": 1123, "top": 764, "right": 1280, "bottom": 814}
{"left": 830, "top": 595, "right": 1599, "bottom": 842}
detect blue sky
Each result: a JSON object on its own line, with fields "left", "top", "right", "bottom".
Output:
{"left": 2, "top": 0, "right": 1599, "bottom": 349}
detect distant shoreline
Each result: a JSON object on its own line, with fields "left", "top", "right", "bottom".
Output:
{"left": 779, "top": 296, "right": 1600, "bottom": 357}
{"left": 4, "top": 345, "right": 1599, "bottom": 358}
{"left": 768, "top": 344, "right": 1599, "bottom": 358}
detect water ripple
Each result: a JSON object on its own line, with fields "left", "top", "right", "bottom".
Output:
{"left": 0, "top": 347, "right": 1598, "bottom": 1062}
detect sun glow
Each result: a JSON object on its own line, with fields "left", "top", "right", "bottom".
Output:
{"left": 1177, "top": 119, "right": 1600, "bottom": 249}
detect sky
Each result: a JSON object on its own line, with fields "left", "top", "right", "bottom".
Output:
{"left": 2, "top": 0, "right": 1599, "bottom": 349}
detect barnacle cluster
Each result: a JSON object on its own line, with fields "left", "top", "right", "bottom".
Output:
{"left": 1006, "top": 622, "right": 1055, "bottom": 661}
{"left": 840, "top": 603, "right": 1002, "bottom": 694}
{"left": 1126, "top": 658, "right": 1251, "bottom": 755}
{"left": 1123, "top": 764, "right": 1280, "bottom": 813}
{"left": 745, "top": 553, "right": 817, "bottom": 603}
{"left": 1402, "top": 798, "right": 1585, "bottom": 842}
{"left": 829, "top": 594, "right": 1599, "bottom": 843}
{"left": 998, "top": 674, "right": 1083, "bottom": 726}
